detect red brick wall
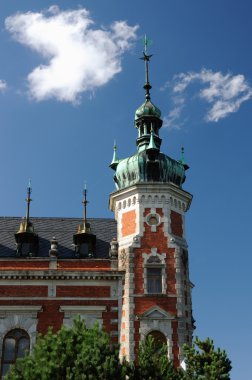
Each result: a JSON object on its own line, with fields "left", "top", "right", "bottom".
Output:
{"left": 171, "top": 320, "right": 179, "bottom": 367}
{"left": 170, "top": 210, "right": 183, "bottom": 237}
{"left": 121, "top": 210, "right": 136, "bottom": 237}
{"left": 57, "top": 260, "right": 111, "bottom": 270}
{"left": 134, "top": 297, "right": 177, "bottom": 316}
{"left": 0, "top": 261, "right": 49, "bottom": 270}
{"left": 0, "top": 260, "right": 112, "bottom": 271}
{"left": 56, "top": 286, "right": 110, "bottom": 297}
{"left": 0, "top": 286, "right": 47, "bottom": 297}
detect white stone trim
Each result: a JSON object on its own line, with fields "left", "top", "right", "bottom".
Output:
{"left": 60, "top": 305, "right": 106, "bottom": 329}
{"left": 138, "top": 306, "right": 174, "bottom": 359}
{"left": 0, "top": 306, "right": 41, "bottom": 312}
{"left": 0, "top": 305, "right": 42, "bottom": 359}
{"left": 109, "top": 183, "right": 192, "bottom": 213}
{"left": 0, "top": 271, "right": 122, "bottom": 281}
{"left": 60, "top": 306, "right": 106, "bottom": 312}
{"left": 142, "top": 250, "right": 167, "bottom": 294}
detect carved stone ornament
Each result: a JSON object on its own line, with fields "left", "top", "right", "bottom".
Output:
{"left": 119, "top": 249, "right": 127, "bottom": 269}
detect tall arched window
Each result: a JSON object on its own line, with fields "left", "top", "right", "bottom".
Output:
{"left": 1, "top": 329, "right": 30, "bottom": 378}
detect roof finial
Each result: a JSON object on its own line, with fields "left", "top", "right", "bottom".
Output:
{"left": 25, "top": 179, "right": 32, "bottom": 227}
{"left": 82, "top": 182, "right": 88, "bottom": 227}
{"left": 140, "top": 34, "right": 153, "bottom": 100}
{"left": 147, "top": 126, "right": 159, "bottom": 152}
{"left": 179, "top": 146, "right": 190, "bottom": 170}
{"left": 109, "top": 140, "right": 119, "bottom": 170}
{"left": 181, "top": 147, "right": 185, "bottom": 164}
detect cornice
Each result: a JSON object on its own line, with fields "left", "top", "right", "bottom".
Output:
{"left": 109, "top": 182, "right": 192, "bottom": 211}
{"left": 0, "top": 270, "right": 123, "bottom": 281}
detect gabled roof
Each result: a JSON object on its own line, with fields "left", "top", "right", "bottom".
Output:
{"left": 0, "top": 217, "right": 117, "bottom": 259}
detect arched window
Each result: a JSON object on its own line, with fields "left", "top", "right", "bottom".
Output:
{"left": 1, "top": 329, "right": 30, "bottom": 378}
{"left": 147, "top": 330, "right": 167, "bottom": 352}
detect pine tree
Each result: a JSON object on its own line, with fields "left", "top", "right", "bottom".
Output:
{"left": 131, "top": 335, "right": 182, "bottom": 380}
{"left": 6, "top": 317, "right": 126, "bottom": 380}
{"left": 183, "top": 337, "right": 232, "bottom": 380}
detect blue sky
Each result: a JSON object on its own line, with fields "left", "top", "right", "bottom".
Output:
{"left": 0, "top": 1, "right": 251, "bottom": 378}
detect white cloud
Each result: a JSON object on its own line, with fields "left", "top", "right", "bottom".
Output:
{"left": 0, "top": 80, "right": 7, "bottom": 92}
{"left": 162, "top": 96, "right": 185, "bottom": 130}
{"left": 5, "top": 6, "right": 138, "bottom": 103}
{"left": 172, "top": 69, "right": 252, "bottom": 122}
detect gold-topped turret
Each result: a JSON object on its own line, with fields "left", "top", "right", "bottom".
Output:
{"left": 15, "top": 180, "right": 38, "bottom": 257}
{"left": 73, "top": 184, "right": 96, "bottom": 258}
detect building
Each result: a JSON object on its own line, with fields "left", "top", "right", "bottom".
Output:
{"left": 0, "top": 50, "right": 193, "bottom": 377}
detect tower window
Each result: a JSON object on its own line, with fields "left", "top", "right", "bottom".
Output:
{"left": 147, "top": 267, "right": 162, "bottom": 293}
{"left": 1, "top": 329, "right": 30, "bottom": 378}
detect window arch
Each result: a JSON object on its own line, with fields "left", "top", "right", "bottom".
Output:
{"left": 147, "top": 330, "right": 167, "bottom": 352}
{"left": 1, "top": 329, "right": 30, "bottom": 378}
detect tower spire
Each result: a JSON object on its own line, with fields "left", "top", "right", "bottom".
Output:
{"left": 140, "top": 34, "right": 153, "bottom": 100}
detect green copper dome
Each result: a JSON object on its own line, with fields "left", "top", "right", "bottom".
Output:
{"left": 113, "top": 150, "right": 186, "bottom": 190}
{"left": 135, "top": 99, "right": 161, "bottom": 121}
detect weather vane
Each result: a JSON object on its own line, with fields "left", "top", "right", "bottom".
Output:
{"left": 140, "top": 34, "right": 153, "bottom": 99}
{"left": 143, "top": 34, "right": 152, "bottom": 55}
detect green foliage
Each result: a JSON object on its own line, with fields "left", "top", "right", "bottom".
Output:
{"left": 183, "top": 337, "right": 232, "bottom": 380}
{"left": 131, "top": 335, "right": 182, "bottom": 380}
{"left": 6, "top": 317, "right": 126, "bottom": 380}
{"left": 6, "top": 320, "right": 232, "bottom": 380}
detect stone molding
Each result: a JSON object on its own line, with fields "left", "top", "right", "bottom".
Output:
{"left": 60, "top": 305, "right": 106, "bottom": 328}
{"left": 138, "top": 306, "right": 174, "bottom": 359}
{"left": 0, "top": 305, "right": 42, "bottom": 359}
{"left": 142, "top": 250, "right": 167, "bottom": 294}
{"left": 0, "top": 270, "right": 122, "bottom": 281}
{"left": 109, "top": 183, "right": 192, "bottom": 213}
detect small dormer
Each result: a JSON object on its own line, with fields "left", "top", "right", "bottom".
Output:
{"left": 14, "top": 181, "right": 38, "bottom": 257}
{"left": 73, "top": 186, "right": 96, "bottom": 258}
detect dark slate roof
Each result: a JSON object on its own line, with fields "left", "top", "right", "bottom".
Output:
{"left": 0, "top": 217, "right": 117, "bottom": 259}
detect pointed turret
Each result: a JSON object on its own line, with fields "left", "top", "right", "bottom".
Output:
{"left": 110, "top": 142, "right": 119, "bottom": 171}
{"left": 179, "top": 146, "right": 190, "bottom": 171}
{"left": 15, "top": 180, "right": 38, "bottom": 256}
{"left": 73, "top": 185, "right": 96, "bottom": 258}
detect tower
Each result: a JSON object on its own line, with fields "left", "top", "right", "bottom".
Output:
{"left": 109, "top": 44, "right": 193, "bottom": 364}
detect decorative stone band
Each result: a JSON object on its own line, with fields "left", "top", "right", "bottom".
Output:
{"left": 59, "top": 305, "right": 107, "bottom": 328}
{"left": 109, "top": 183, "right": 193, "bottom": 213}
{"left": 0, "top": 305, "right": 42, "bottom": 313}
{"left": 59, "top": 305, "right": 107, "bottom": 312}
{"left": 0, "top": 270, "right": 123, "bottom": 281}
